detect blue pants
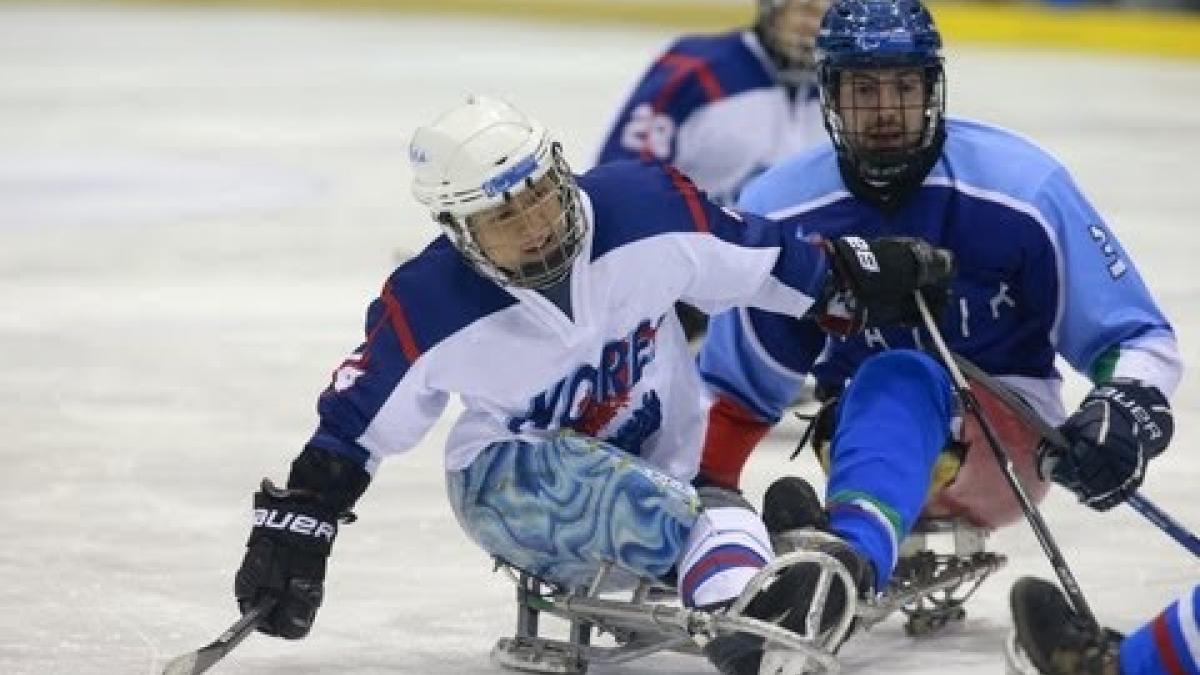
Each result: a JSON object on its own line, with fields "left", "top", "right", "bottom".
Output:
{"left": 826, "top": 350, "right": 956, "bottom": 589}
{"left": 447, "top": 434, "right": 700, "bottom": 590}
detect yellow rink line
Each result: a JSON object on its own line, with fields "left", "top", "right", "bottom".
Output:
{"left": 105, "top": 0, "right": 1200, "bottom": 60}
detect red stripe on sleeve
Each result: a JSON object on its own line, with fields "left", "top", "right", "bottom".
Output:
{"left": 666, "top": 165, "right": 710, "bottom": 234}
{"left": 381, "top": 282, "right": 422, "bottom": 363}
{"left": 640, "top": 54, "right": 725, "bottom": 161}
{"left": 657, "top": 54, "right": 725, "bottom": 103}
{"left": 1152, "top": 612, "right": 1188, "bottom": 675}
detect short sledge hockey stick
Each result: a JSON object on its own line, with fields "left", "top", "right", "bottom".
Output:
{"left": 914, "top": 292, "right": 1099, "bottom": 628}
{"left": 162, "top": 597, "right": 277, "bottom": 675}
{"left": 1127, "top": 492, "right": 1200, "bottom": 558}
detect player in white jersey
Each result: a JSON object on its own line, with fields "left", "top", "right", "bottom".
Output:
{"left": 596, "top": 0, "right": 833, "bottom": 339}
{"left": 596, "top": 0, "right": 831, "bottom": 208}
{"left": 228, "top": 95, "right": 952, "bottom": 674}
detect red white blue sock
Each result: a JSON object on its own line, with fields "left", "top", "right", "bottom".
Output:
{"left": 678, "top": 506, "right": 772, "bottom": 608}
{"left": 1121, "top": 584, "right": 1200, "bottom": 675}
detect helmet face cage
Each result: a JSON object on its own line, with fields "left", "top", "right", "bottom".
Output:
{"left": 437, "top": 144, "right": 586, "bottom": 290}
{"left": 819, "top": 58, "right": 945, "bottom": 185}
{"left": 815, "top": 0, "right": 946, "bottom": 192}
{"left": 756, "top": 0, "right": 830, "bottom": 85}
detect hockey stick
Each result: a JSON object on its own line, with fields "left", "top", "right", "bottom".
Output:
{"left": 945, "top": 345, "right": 1200, "bottom": 560}
{"left": 161, "top": 597, "right": 276, "bottom": 675}
{"left": 913, "top": 292, "right": 1099, "bottom": 628}
{"left": 1127, "top": 493, "right": 1200, "bottom": 557}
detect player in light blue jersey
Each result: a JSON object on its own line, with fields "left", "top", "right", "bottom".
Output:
{"left": 696, "top": 0, "right": 1180, "bottom": 616}
{"left": 224, "top": 94, "right": 952, "bottom": 674}
{"left": 1010, "top": 577, "right": 1200, "bottom": 675}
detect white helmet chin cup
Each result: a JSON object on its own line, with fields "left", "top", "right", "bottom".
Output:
{"left": 408, "top": 95, "right": 586, "bottom": 289}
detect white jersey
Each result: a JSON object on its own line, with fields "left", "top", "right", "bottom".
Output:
{"left": 307, "top": 161, "right": 830, "bottom": 480}
{"left": 596, "top": 30, "right": 826, "bottom": 206}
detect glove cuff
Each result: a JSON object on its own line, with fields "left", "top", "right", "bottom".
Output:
{"left": 288, "top": 445, "right": 372, "bottom": 515}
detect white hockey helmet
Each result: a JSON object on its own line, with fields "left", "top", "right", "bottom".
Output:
{"left": 409, "top": 94, "right": 586, "bottom": 289}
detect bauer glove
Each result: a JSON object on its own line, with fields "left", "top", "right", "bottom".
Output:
{"left": 815, "top": 235, "right": 955, "bottom": 336}
{"left": 1043, "top": 379, "right": 1173, "bottom": 511}
{"left": 234, "top": 446, "right": 369, "bottom": 639}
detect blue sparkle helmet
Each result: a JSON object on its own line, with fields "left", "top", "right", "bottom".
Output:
{"left": 815, "top": 0, "right": 946, "bottom": 207}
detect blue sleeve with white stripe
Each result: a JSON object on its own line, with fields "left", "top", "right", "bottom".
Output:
{"left": 1120, "top": 584, "right": 1200, "bottom": 675}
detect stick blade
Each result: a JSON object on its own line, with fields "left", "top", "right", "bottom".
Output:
{"left": 162, "top": 641, "right": 233, "bottom": 675}
{"left": 161, "top": 651, "right": 201, "bottom": 675}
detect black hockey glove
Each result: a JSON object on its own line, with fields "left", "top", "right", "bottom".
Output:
{"left": 1042, "top": 379, "right": 1173, "bottom": 511}
{"left": 816, "top": 235, "right": 955, "bottom": 336}
{"left": 234, "top": 446, "right": 370, "bottom": 639}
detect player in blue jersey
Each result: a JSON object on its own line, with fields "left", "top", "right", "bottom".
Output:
{"left": 694, "top": 0, "right": 1180, "bottom": 623}
{"left": 596, "top": 0, "right": 831, "bottom": 207}
{"left": 1010, "top": 577, "right": 1200, "bottom": 675}
{"left": 227, "top": 94, "right": 952, "bottom": 674}
{"left": 596, "top": 0, "right": 834, "bottom": 339}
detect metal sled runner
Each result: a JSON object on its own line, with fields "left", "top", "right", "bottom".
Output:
{"left": 492, "top": 520, "right": 1006, "bottom": 675}
{"left": 491, "top": 550, "right": 858, "bottom": 675}
{"left": 862, "top": 517, "right": 1007, "bottom": 637}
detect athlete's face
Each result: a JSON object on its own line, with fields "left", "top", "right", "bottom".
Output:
{"left": 765, "top": 0, "right": 831, "bottom": 68}
{"left": 469, "top": 173, "right": 567, "bottom": 273}
{"left": 836, "top": 67, "right": 928, "bottom": 153}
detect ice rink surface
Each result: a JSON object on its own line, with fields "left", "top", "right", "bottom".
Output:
{"left": 1, "top": 3, "right": 1199, "bottom": 674}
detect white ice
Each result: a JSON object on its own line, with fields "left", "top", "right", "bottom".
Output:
{"left": 1, "top": 4, "right": 1198, "bottom": 674}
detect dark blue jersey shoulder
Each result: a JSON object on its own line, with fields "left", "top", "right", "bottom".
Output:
{"left": 381, "top": 235, "right": 516, "bottom": 359}
{"left": 596, "top": 31, "right": 775, "bottom": 165}
{"left": 660, "top": 32, "right": 775, "bottom": 103}
{"left": 580, "top": 160, "right": 731, "bottom": 260}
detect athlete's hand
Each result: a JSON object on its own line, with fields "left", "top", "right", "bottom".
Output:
{"left": 234, "top": 479, "right": 338, "bottom": 639}
{"left": 233, "top": 446, "right": 369, "bottom": 639}
{"left": 816, "top": 236, "right": 955, "bottom": 335}
{"left": 1043, "top": 379, "right": 1173, "bottom": 511}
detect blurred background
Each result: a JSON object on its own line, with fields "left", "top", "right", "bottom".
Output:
{"left": 133, "top": 0, "right": 1200, "bottom": 50}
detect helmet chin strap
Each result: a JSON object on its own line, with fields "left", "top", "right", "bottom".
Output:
{"left": 835, "top": 121, "right": 945, "bottom": 212}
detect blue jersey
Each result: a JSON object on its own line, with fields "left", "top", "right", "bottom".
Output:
{"left": 699, "top": 117, "right": 1180, "bottom": 424}
{"left": 308, "top": 160, "right": 828, "bottom": 480}
{"left": 595, "top": 30, "right": 825, "bottom": 206}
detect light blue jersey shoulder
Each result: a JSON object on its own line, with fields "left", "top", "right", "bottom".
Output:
{"left": 703, "top": 117, "right": 1176, "bottom": 422}
{"left": 740, "top": 118, "right": 1066, "bottom": 218}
